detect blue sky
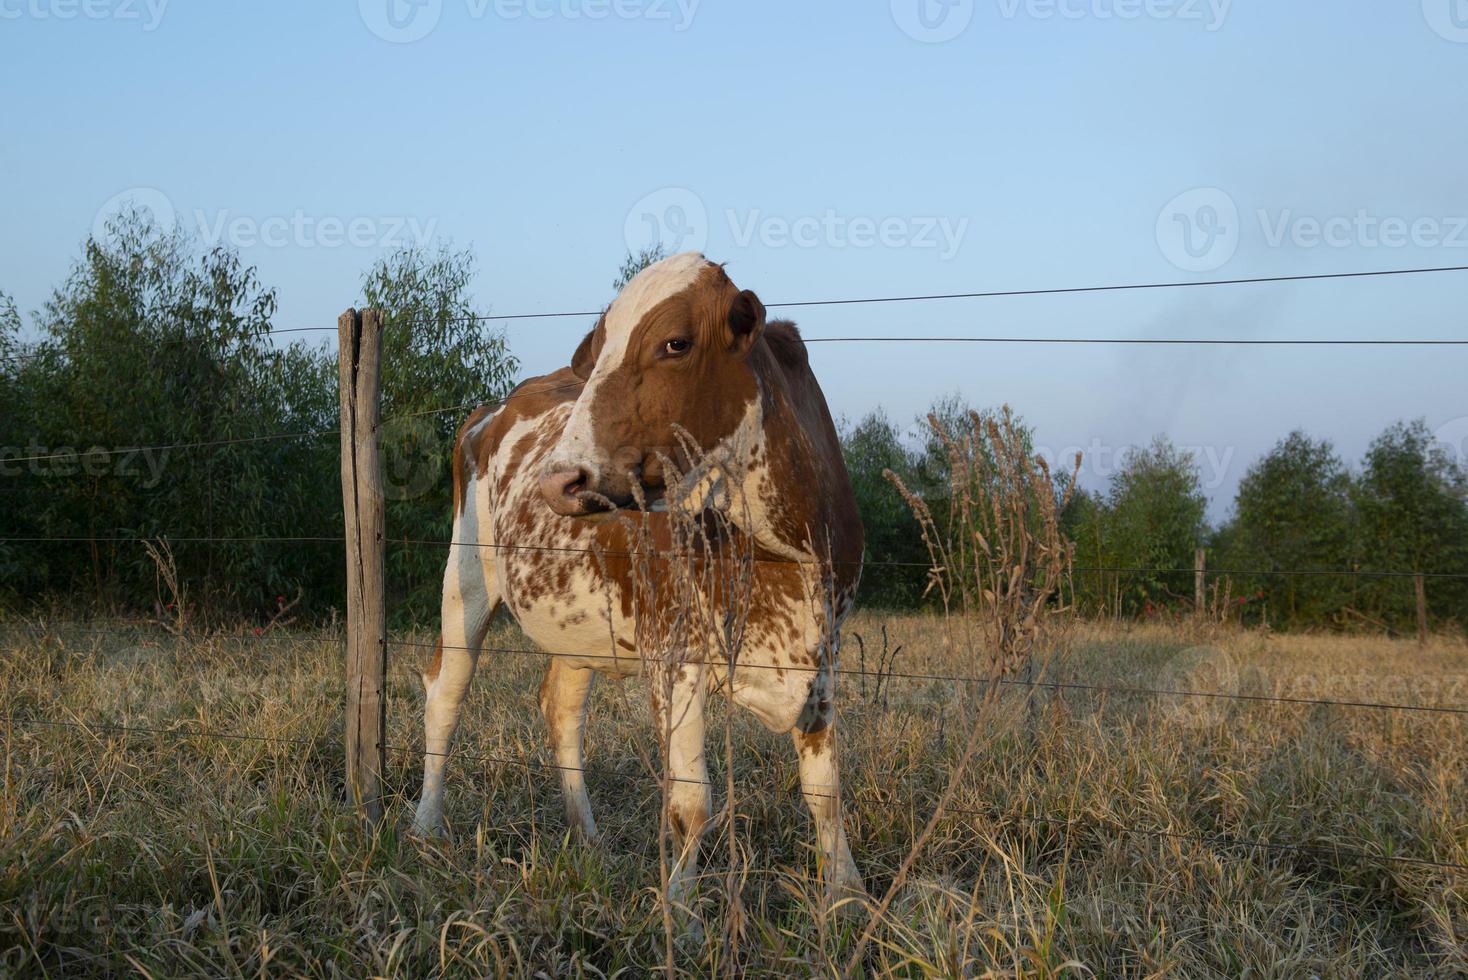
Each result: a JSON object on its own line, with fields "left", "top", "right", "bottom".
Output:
{"left": 3, "top": 0, "right": 1466, "bottom": 516}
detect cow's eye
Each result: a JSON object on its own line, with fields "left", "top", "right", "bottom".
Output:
{"left": 661, "top": 338, "right": 691, "bottom": 357}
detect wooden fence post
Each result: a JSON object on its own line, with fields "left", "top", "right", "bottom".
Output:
{"left": 339, "top": 308, "right": 387, "bottom": 825}
{"left": 1415, "top": 572, "right": 1428, "bottom": 647}
{"left": 1194, "top": 547, "right": 1206, "bottom": 618}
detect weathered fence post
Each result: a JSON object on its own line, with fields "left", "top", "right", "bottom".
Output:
{"left": 1194, "top": 547, "right": 1206, "bottom": 618}
{"left": 1415, "top": 572, "right": 1428, "bottom": 647}
{"left": 339, "top": 308, "right": 387, "bottom": 825}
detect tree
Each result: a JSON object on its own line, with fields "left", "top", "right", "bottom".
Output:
{"left": 362, "top": 243, "right": 520, "bottom": 621}
{"left": 1061, "top": 486, "right": 1112, "bottom": 616}
{"left": 839, "top": 408, "right": 927, "bottom": 608}
{"left": 1353, "top": 419, "right": 1468, "bottom": 628}
{"left": 10, "top": 207, "right": 340, "bottom": 615}
{"left": 1225, "top": 431, "right": 1354, "bottom": 626}
{"left": 612, "top": 243, "right": 666, "bottom": 292}
{"left": 1104, "top": 437, "right": 1208, "bottom": 614}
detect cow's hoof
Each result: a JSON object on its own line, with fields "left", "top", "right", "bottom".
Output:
{"left": 410, "top": 812, "right": 448, "bottom": 841}
{"left": 829, "top": 877, "right": 869, "bottom": 919}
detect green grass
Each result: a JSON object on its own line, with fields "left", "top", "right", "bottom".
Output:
{"left": 1, "top": 616, "right": 1464, "bottom": 977}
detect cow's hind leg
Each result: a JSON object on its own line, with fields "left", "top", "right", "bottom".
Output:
{"left": 413, "top": 541, "right": 498, "bottom": 836}
{"left": 539, "top": 659, "right": 599, "bottom": 842}
{"left": 792, "top": 687, "right": 864, "bottom": 904}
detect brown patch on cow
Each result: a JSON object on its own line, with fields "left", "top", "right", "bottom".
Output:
{"left": 795, "top": 722, "right": 832, "bottom": 754}
{"left": 453, "top": 369, "right": 587, "bottom": 515}
{"left": 616, "top": 637, "right": 635, "bottom": 652}
{"left": 423, "top": 635, "right": 444, "bottom": 686}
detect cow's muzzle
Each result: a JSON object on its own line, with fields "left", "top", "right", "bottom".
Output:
{"left": 538, "top": 467, "right": 607, "bottom": 517}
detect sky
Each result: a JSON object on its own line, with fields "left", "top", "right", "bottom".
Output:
{"left": 2, "top": 0, "right": 1466, "bottom": 518}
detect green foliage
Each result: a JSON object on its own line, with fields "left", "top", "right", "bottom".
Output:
{"left": 0, "top": 220, "right": 519, "bottom": 625}
{"left": 1215, "top": 431, "right": 1355, "bottom": 626}
{"left": 612, "top": 244, "right": 666, "bottom": 292}
{"left": 361, "top": 244, "right": 519, "bottom": 623}
{"left": 838, "top": 409, "right": 928, "bottom": 608}
{"left": 0, "top": 210, "right": 342, "bottom": 616}
{"left": 1351, "top": 419, "right": 1468, "bottom": 627}
{"left": 1061, "top": 437, "right": 1208, "bottom": 617}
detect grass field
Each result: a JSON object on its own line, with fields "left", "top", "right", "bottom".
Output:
{"left": 2, "top": 614, "right": 1465, "bottom": 977}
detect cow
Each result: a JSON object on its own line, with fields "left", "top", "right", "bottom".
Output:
{"left": 412, "top": 251, "right": 865, "bottom": 907}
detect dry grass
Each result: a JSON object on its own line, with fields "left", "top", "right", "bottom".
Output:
{"left": 1, "top": 616, "right": 1465, "bottom": 977}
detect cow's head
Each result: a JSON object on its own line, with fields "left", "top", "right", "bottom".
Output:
{"left": 539, "top": 252, "right": 766, "bottom": 517}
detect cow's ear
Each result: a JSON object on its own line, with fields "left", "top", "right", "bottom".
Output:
{"left": 571, "top": 321, "right": 601, "bottom": 379}
{"left": 727, "top": 289, "right": 765, "bottom": 356}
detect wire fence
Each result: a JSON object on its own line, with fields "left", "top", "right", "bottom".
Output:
{"left": 3, "top": 260, "right": 1467, "bottom": 893}
{"left": 2, "top": 707, "right": 1464, "bottom": 875}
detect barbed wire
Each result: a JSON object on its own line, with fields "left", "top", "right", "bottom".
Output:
{"left": 4, "top": 531, "right": 1465, "bottom": 582}
{"left": 386, "top": 637, "right": 1468, "bottom": 717}
{"left": 6, "top": 263, "right": 1468, "bottom": 371}
{"left": 385, "top": 262, "right": 1468, "bottom": 325}
{"left": 1, "top": 621, "right": 1462, "bottom": 716}
{"left": 3, "top": 710, "right": 1463, "bottom": 873}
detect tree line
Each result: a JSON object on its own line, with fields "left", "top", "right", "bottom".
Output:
{"left": 2, "top": 220, "right": 1463, "bottom": 633}
{"left": 842, "top": 403, "right": 1468, "bottom": 632}
{"left": 0, "top": 211, "right": 517, "bottom": 624}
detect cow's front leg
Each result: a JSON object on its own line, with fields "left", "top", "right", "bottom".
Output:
{"left": 539, "top": 659, "right": 599, "bottom": 842}
{"left": 657, "top": 662, "right": 711, "bottom": 912}
{"left": 792, "top": 681, "right": 864, "bottom": 905}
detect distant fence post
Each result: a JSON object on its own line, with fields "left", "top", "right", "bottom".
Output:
{"left": 339, "top": 308, "right": 387, "bottom": 825}
{"left": 1415, "top": 572, "right": 1428, "bottom": 647}
{"left": 1194, "top": 547, "right": 1206, "bottom": 617}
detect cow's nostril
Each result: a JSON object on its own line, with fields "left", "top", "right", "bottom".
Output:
{"left": 539, "top": 467, "right": 592, "bottom": 515}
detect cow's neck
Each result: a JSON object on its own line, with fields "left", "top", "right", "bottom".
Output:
{"left": 724, "top": 377, "right": 833, "bottom": 566}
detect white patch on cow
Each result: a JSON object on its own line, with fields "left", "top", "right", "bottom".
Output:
{"left": 551, "top": 251, "right": 711, "bottom": 481}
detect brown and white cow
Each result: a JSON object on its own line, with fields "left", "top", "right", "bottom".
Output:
{"left": 413, "top": 251, "right": 864, "bottom": 904}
